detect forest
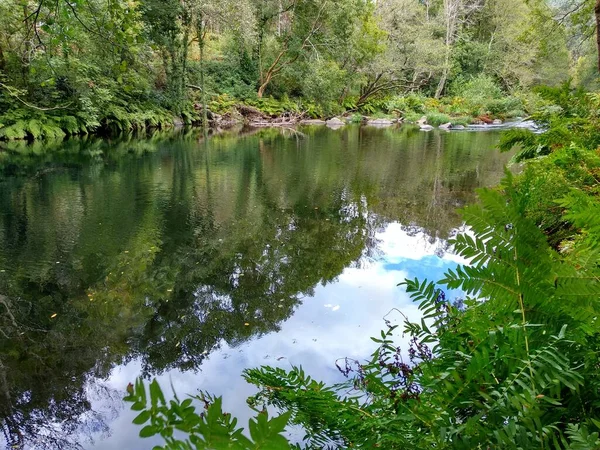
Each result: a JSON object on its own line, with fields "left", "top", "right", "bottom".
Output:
{"left": 0, "top": 0, "right": 596, "bottom": 138}
{"left": 3, "top": 0, "right": 600, "bottom": 449}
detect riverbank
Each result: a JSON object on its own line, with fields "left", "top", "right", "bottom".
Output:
{"left": 0, "top": 90, "right": 545, "bottom": 141}
{"left": 205, "top": 91, "right": 535, "bottom": 130}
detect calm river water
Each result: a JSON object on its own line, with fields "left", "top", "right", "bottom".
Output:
{"left": 0, "top": 125, "right": 511, "bottom": 449}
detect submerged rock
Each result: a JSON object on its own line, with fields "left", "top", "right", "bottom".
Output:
{"left": 419, "top": 124, "right": 434, "bottom": 131}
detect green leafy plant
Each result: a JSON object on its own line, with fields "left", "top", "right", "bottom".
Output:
{"left": 242, "top": 174, "right": 600, "bottom": 449}
{"left": 124, "top": 378, "right": 294, "bottom": 449}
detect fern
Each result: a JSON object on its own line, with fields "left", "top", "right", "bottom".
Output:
{"left": 243, "top": 169, "right": 600, "bottom": 450}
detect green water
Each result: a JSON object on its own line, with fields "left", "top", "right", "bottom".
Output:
{"left": 0, "top": 125, "right": 511, "bottom": 448}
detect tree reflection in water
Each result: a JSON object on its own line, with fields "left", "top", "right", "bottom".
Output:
{"left": 0, "top": 126, "right": 510, "bottom": 448}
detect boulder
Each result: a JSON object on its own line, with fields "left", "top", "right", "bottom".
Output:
{"left": 326, "top": 117, "right": 345, "bottom": 128}
{"left": 492, "top": 119, "right": 503, "bottom": 125}
{"left": 367, "top": 118, "right": 393, "bottom": 126}
{"left": 416, "top": 116, "right": 428, "bottom": 126}
{"left": 300, "top": 119, "right": 326, "bottom": 125}
{"left": 419, "top": 124, "right": 434, "bottom": 131}
{"left": 439, "top": 122, "right": 452, "bottom": 130}
{"left": 453, "top": 125, "right": 466, "bottom": 130}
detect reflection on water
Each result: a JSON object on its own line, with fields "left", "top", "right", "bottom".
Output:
{"left": 0, "top": 126, "right": 510, "bottom": 449}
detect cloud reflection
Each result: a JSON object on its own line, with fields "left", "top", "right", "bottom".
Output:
{"left": 89, "top": 221, "right": 465, "bottom": 449}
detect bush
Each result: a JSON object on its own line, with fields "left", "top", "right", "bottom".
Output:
{"left": 453, "top": 74, "right": 503, "bottom": 101}
{"left": 425, "top": 111, "right": 451, "bottom": 126}
{"left": 487, "top": 97, "right": 525, "bottom": 116}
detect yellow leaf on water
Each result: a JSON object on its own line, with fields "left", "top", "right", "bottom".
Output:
{"left": 50, "top": 313, "right": 57, "bottom": 318}
{"left": 244, "top": 322, "right": 250, "bottom": 326}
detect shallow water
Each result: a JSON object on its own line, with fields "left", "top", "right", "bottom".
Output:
{"left": 0, "top": 125, "right": 511, "bottom": 449}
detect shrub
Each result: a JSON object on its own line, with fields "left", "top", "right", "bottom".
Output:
{"left": 453, "top": 74, "right": 503, "bottom": 101}
{"left": 425, "top": 111, "right": 451, "bottom": 126}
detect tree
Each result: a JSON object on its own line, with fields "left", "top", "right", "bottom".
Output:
{"left": 435, "top": 0, "right": 483, "bottom": 98}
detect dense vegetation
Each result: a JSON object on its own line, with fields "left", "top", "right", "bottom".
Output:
{"left": 0, "top": 0, "right": 595, "bottom": 139}
{"left": 2, "top": 0, "right": 600, "bottom": 448}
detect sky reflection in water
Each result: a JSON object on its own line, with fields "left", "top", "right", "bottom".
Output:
{"left": 90, "top": 222, "right": 467, "bottom": 449}
{"left": 0, "top": 126, "right": 511, "bottom": 449}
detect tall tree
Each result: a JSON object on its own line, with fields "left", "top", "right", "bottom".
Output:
{"left": 435, "top": 0, "right": 482, "bottom": 98}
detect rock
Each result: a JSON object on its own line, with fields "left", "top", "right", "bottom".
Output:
{"left": 453, "top": 125, "right": 466, "bottom": 130}
{"left": 439, "top": 122, "right": 452, "bottom": 130}
{"left": 492, "top": 119, "right": 503, "bottom": 125}
{"left": 325, "top": 117, "right": 345, "bottom": 129}
{"left": 419, "top": 124, "right": 434, "bottom": 131}
{"left": 300, "top": 119, "right": 326, "bottom": 125}
{"left": 367, "top": 118, "right": 393, "bottom": 126}
{"left": 173, "top": 117, "right": 185, "bottom": 128}
{"left": 416, "top": 116, "right": 428, "bottom": 126}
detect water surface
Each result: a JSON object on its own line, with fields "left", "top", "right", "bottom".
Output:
{"left": 0, "top": 125, "right": 510, "bottom": 448}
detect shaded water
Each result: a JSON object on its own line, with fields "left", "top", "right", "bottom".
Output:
{"left": 0, "top": 125, "right": 511, "bottom": 449}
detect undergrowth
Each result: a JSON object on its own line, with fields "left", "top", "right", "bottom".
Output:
{"left": 0, "top": 105, "right": 174, "bottom": 141}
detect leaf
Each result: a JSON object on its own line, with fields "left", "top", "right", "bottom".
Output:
{"left": 149, "top": 379, "right": 166, "bottom": 407}
{"left": 268, "top": 411, "right": 291, "bottom": 434}
{"left": 139, "top": 425, "right": 158, "bottom": 438}
{"left": 133, "top": 410, "right": 151, "bottom": 425}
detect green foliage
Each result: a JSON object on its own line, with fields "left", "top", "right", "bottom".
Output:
{"left": 300, "top": 60, "right": 346, "bottom": 116}
{"left": 0, "top": 0, "right": 578, "bottom": 140}
{"left": 498, "top": 82, "right": 600, "bottom": 164}
{"left": 424, "top": 112, "right": 451, "bottom": 126}
{"left": 452, "top": 75, "right": 504, "bottom": 101}
{"left": 0, "top": 104, "right": 173, "bottom": 140}
{"left": 101, "top": 103, "right": 174, "bottom": 133}
{"left": 241, "top": 173, "right": 600, "bottom": 449}
{"left": 124, "top": 378, "right": 294, "bottom": 449}
{"left": 0, "top": 110, "right": 90, "bottom": 140}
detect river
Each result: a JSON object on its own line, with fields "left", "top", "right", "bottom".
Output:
{"left": 0, "top": 125, "right": 511, "bottom": 449}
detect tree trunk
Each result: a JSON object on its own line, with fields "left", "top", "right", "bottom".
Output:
{"left": 257, "top": 47, "right": 288, "bottom": 98}
{"left": 198, "top": 21, "right": 208, "bottom": 137}
{"left": 596, "top": 0, "right": 600, "bottom": 72}
{"left": 435, "top": 0, "right": 454, "bottom": 99}
{"left": 257, "top": 74, "right": 271, "bottom": 98}
{"left": 0, "top": 43, "right": 5, "bottom": 72}
{"left": 435, "top": 68, "right": 448, "bottom": 99}
{"left": 181, "top": 24, "right": 190, "bottom": 107}
{"left": 435, "top": 45, "right": 451, "bottom": 99}
{"left": 200, "top": 43, "right": 207, "bottom": 136}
